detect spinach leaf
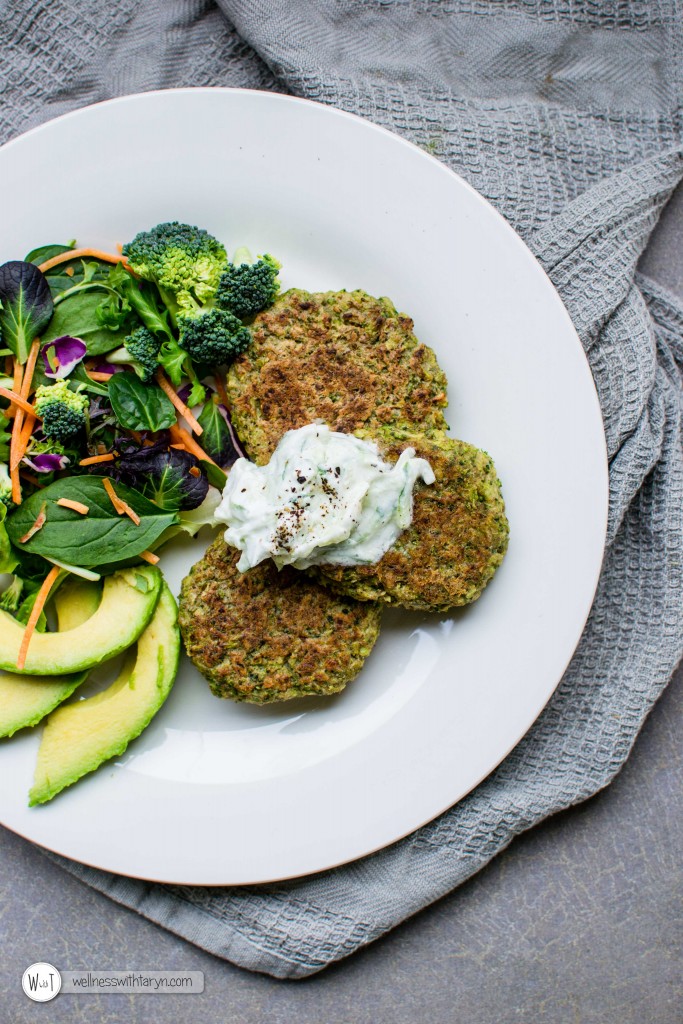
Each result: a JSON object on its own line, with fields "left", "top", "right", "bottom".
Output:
{"left": 0, "top": 261, "right": 54, "bottom": 363}
{"left": 0, "top": 506, "right": 18, "bottom": 574}
{"left": 6, "top": 476, "right": 178, "bottom": 569}
{"left": 25, "top": 243, "right": 74, "bottom": 266}
{"left": 41, "top": 289, "right": 133, "bottom": 355}
{"left": 107, "top": 264, "right": 174, "bottom": 341}
{"left": 68, "top": 361, "right": 110, "bottom": 397}
{"left": 107, "top": 371, "right": 176, "bottom": 432}
{"left": 197, "top": 394, "right": 242, "bottom": 468}
{"left": 46, "top": 259, "right": 111, "bottom": 297}
{"left": 0, "top": 412, "right": 10, "bottom": 463}
{"left": 15, "top": 579, "right": 49, "bottom": 632}
{"left": 200, "top": 459, "right": 228, "bottom": 491}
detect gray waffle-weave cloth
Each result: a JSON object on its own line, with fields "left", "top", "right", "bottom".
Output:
{"left": 1, "top": 0, "right": 681, "bottom": 979}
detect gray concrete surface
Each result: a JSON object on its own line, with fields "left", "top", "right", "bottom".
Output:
{"left": 0, "top": 183, "right": 681, "bottom": 1024}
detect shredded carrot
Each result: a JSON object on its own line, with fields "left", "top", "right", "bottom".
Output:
{"left": 189, "top": 466, "right": 201, "bottom": 478}
{"left": 102, "top": 476, "right": 126, "bottom": 515}
{"left": 20, "top": 338, "right": 41, "bottom": 401}
{"left": 86, "top": 370, "right": 114, "bottom": 382}
{"left": 10, "top": 413, "right": 37, "bottom": 471}
{"left": 12, "top": 359, "right": 23, "bottom": 394}
{"left": 56, "top": 498, "right": 89, "bottom": 515}
{"left": 18, "top": 501, "right": 47, "bottom": 543}
{"left": 16, "top": 566, "right": 61, "bottom": 671}
{"left": 10, "top": 463, "right": 21, "bottom": 505}
{"left": 9, "top": 360, "right": 24, "bottom": 503}
{"left": 79, "top": 452, "right": 116, "bottom": 466}
{"left": 18, "top": 471, "right": 44, "bottom": 489}
{"left": 168, "top": 423, "right": 216, "bottom": 465}
{"left": 64, "top": 266, "right": 74, "bottom": 277}
{"left": 213, "top": 371, "right": 230, "bottom": 411}
{"left": 129, "top": 430, "right": 143, "bottom": 444}
{"left": 5, "top": 359, "right": 23, "bottom": 419}
{"left": 120, "top": 503, "right": 141, "bottom": 526}
{"left": 20, "top": 411, "right": 36, "bottom": 442}
{"left": 138, "top": 550, "right": 160, "bottom": 565}
{"left": 37, "top": 248, "right": 128, "bottom": 274}
{"left": 169, "top": 442, "right": 187, "bottom": 450}
{"left": 4, "top": 355, "right": 12, "bottom": 376}
{"left": 6, "top": 338, "right": 42, "bottom": 493}
{"left": 116, "top": 242, "right": 123, "bottom": 254}
{"left": 155, "top": 370, "right": 203, "bottom": 435}
{"left": 0, "top": 387, "right": 40, "bottom": 419}
{"left": 100, "top": 477, "right": 139, "bottom": 524}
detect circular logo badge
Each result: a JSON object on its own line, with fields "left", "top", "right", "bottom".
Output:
{"left": 22, "top": 963, "right": 62, "bottom": 1002}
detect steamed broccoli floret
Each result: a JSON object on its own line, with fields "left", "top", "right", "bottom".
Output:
{"left": 109, "top": 326, "right": 162, "bottom": 383}
{"left": 122, "top": 222, "right": 228, "bottom": 316}
{"left": 121, "top": 225, "right": 270, "bottom": 370}
{"left": 34, "top": 380, "right": 89, "bottom": 443}
{"left": 177, "top": 308, "right": 251, "bottom": 367}
{"left": 0, "top": 462, "right": 12, "bottom": 508}
{"left": 216, "top": 248, "right": 281, "bottom": 320}
{"left": 0, "top": 574, "right": 22, "bottom": 612}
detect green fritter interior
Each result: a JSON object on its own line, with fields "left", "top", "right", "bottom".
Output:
{"left": 316, "top": 429, "right": 509, "bottom": 612}
{"left": 179, "top": 537, "right": 383, "bottom": 704}
{"left": 226, "top": 288, "right": 449, "bottom": 465}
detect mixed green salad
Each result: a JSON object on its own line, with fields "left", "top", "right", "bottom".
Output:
{"left": 0, "top": 222, "right": 281, "bottom": 802}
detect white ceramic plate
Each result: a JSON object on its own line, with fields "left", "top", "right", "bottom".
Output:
{"left": 0, "top": 89, "right": 607, "bottom": 884}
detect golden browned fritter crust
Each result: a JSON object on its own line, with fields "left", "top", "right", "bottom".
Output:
{"left": 315, "top": 430, "right": 509, "bottom": 612}
{"left": 226, "top": 289, "right": 449, "bottom": 465}
{"left": 178, "top": 537, "right": 383, "bottom": 704}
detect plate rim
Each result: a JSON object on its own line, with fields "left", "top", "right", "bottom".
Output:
{"left": 0, "top": 87, "right": 609, "bottom": 884}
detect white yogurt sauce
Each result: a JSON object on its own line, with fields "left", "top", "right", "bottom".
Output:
{"left": 215, "top": 423, "right": 435, "bottom": 572}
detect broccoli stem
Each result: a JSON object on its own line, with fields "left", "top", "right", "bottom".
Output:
{"left": 231, "top": 246, "right": 253, "bottom": 267}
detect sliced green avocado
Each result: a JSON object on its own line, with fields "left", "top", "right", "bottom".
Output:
{"left": 52, "top": 578, "right": 103, "bottom": 631}
{"left": 0, "top": 580, "right": 102, "bottom": 739}
{"left": 0, "top": 566, "right": 161, "bottom": 675}
{"left": 29, "top": 583, "right": 180, "bottom": 806}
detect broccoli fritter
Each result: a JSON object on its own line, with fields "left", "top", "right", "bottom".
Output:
{"left": 178, "top": 537, "right": 383, "bottom": 704}
{"left": 316, "top": 430, "right": 509, "bottom": 612}
{"left": 226, "top": 289, "right": 449, "bottom": 465}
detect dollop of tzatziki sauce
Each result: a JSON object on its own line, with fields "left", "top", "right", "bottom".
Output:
{"left": 215, "top": 423, "right": 435, "bottom": 572}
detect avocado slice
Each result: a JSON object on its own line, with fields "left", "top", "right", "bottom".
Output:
{"left": 0, "top": 566, "right": 161, "bottom": 675}
{"left": 52, "top": 578, "right": 103, "bottom": 631}
{"left": 0, "top": 580, "right": 102, "bottom": 739}
{"left": 29, "top": 582, "right": 180, "bottom": 805}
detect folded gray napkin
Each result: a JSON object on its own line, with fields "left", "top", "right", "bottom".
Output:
{"left": 2, "top": 0, "right": 682, "bottom": 979}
